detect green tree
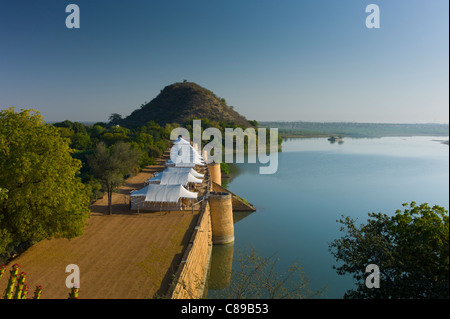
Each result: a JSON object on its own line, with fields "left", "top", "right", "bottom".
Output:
{"left": 71, "top": 132, "right": 92, "bottom": 150}
{"left": 0, "top": 188, "right": 7, "bottom": 201}
{"left": 53, "top": 120, "right": 88, "bottom": 135}
{"left": 329, "top": 202, "right": 449, "bottom": 299}
{"left": 89, "top": 124, "right": 107, "bottom": 139}
{"left": 100, "top": 132, "right": 129, "bottom": 145}
{"left": 55, "top": 126, "right": 75, "bottom": 140}
{"left": 0, "top": 188, "right": 8, "bottom": 255}
{"left": 0, "top": 108, "right": 91, "bottom": 257}
{"left": 87, "top": 141, "right": 141, "bottom": 215}
{"left": 133, "top": 132, "right": 154, "bottom": 150}
{"left": 248, "top": 120, "right": 258, "bottom": 127}
{"left": 108, "top": 113, "right": 122, "bottom": 126}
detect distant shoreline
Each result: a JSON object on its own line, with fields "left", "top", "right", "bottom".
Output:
{"left": 260, "top": 121, "right": 449, "bottom": 139}
{"left": 281, "top": 134, "right": 450, "bottom": 139}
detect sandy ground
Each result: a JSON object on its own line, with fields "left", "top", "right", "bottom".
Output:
{"left": 0, "top": 155, "right": 202, "bottom": 299}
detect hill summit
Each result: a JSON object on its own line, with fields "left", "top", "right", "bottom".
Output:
{"left": 117, "top": 82, "right": 252, "bottom": 128}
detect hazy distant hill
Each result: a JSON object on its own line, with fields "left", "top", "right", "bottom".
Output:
{"left": 117, "top": 82, "right": 252, "bottom": 128}
{"left": 260, "top": 121, "right": 450, "bottom": 138}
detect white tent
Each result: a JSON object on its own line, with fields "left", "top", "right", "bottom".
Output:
{"left": 166, "top": 160, "right": 200, "bottom": 168}
{"left": 167, "top": 167, "right": 204, "bottom": 178}
{"left": 172, "top": 137, "right": 191, "bottom": 145}
{"left": 147, "top": 173, "right": 163, "bottom": 184}
{"left": 169, "top": 149, "right": 203, "bottom": 162}
{"left": 130, "top": 184, "right": 198, "bottom": 203}
{"left": 147, "top": 169, "right": 202, "bottom": 186}
{"left": 147, "top": 168, "right": 204, "bottom": 184}
{"left": 168, "top": 143, "right": 205, "bottom": 167}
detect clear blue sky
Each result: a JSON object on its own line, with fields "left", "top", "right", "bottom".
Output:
{"left": 0, "top": 0, "right": 448, "bottom": 123}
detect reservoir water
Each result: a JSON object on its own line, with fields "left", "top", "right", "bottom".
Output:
{"left": 206, "top": 136, "right": 449, "bottom": 299}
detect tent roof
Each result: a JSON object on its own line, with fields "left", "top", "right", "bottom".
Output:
{"left": 169, "top": 143, "right": 204, "bottom": 166}
{"left": 161, "top": 169, "right": 202, "bottom": 185}
{"left": 170, "top": 167, "right": 204, "bottom": 178}
{"left": 172, "top": 137, "right": 191, "bottom": 145}
{"left": 130, "top": 184, "right": 198, "bottom": 203}
{"left": 147, "top": 169, "right": 202, "bottom": 185}
{"left": 163, "top": 166, "right": 204, "bottom": 176}
{"left": 147, "top": 174, "right": 162, "bottom": 183}
{"left": 166, "top": 161, "right": 198, "bottom": 168}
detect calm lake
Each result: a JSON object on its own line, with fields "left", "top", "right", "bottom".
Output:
{"left": 206, "top": 136, "right": 449, "bottom": 299}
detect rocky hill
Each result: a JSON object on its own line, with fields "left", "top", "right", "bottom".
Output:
{"left": 117, "top": 82, "right": 253, "bottom": 128}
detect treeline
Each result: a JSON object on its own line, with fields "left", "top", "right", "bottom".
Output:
{"left": 260, "top": 121, "right": 450, "bottom": 138}
{"left": 51, "top": 119, "right": 176, "bottom": 201}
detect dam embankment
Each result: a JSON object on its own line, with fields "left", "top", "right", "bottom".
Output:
{"left": 167, "top": 164, "right": 255, "bottom": 299}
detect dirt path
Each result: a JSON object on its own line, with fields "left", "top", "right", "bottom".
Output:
{"left": 0, "top": 155, "right": 201, "bottom": 299}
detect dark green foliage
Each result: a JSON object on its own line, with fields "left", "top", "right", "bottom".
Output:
{"left": 329, "top": 202, "right": 449, "bottom": 299}
{"left": 53, "top": 120, "right": 93, "bottom": 150}
{"left": 53, "top": 120, "right": 88, "bottom": 135}
{"left": 108, "top": 113, "right": 123, "bottom": 126}
{"left": 1, "top": 109, "right": 91, "bottom": 259}
{"left": 220, "top": 162, "right": 229, "bottom": 175}
{"left": 71, "top": 132, "right": 92, "bottom": 150}
{"left": 248, "top": 120, "right": 258, "bottom": 127}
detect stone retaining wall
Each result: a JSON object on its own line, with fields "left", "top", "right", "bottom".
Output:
{"left": 168, "top": 201, "right": 212, "bottom": 299}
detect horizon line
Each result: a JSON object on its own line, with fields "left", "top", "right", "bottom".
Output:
{"left": 43, "top": 119, "right": 450, "bottom": 126}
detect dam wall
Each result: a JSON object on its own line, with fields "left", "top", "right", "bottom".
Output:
{"left": 168, "top": 167, "right": 255, "bottom": 299}
{"left": 168, "top": 201, "right": 212, "bottom": 299}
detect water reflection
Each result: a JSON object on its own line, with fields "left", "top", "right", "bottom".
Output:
{"left": 233, "top": 211, "right": 254, "bottom": 224}
{"left": 207, "top": 242, "right": 234, "bottom": 290}
{"left": 206, "top": 211, "right": 255, "bottom": 293}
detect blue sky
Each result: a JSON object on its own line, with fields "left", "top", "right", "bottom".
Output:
{"left": 0, "top": 0, "right": 448, "bottom": 123}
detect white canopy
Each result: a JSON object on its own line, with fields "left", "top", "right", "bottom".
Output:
{"left": 166, "top": 167, "right": 204, "bottom": 178}
{"left": 169, "top": 143, "right": 205, "bottom": 167}
{"left": 147, "top": 173, "right": 163, "bottom": 183}
{"left": 161, "top": 170, "right": 202, "bottom": 185}
{"left": 172, "top": 137, "right": 191, "bottom": 145}
{"left": 147, "top": 169, "right": 202, "bottom": 185}
{"left": 130, "top": 184, "right": 198, "bottom": 203}
{"left": 166, "top": 160, "right": 197, "bottom": 168}
{"left": 151, "top": 167, "right": 204, "bottom": 178}
{"left": 166, "top": 160, "right": 205, "bottom": 167}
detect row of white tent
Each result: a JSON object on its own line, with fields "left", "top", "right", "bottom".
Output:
{"left": 130, "top": 137, "right": 205, "bottom": 206}
{"left": 166, "top": 137, "right": 206, "bottom": 167}
{"left": 130, "top": 184, "right": 198, "bottom": 203}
